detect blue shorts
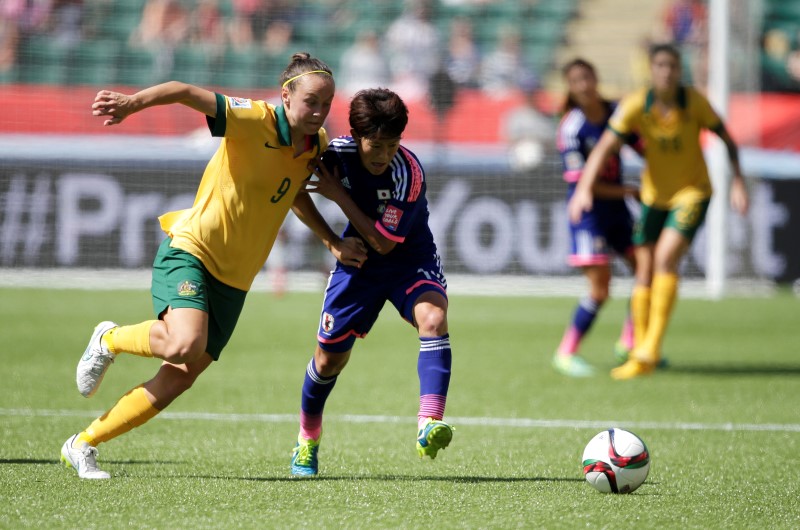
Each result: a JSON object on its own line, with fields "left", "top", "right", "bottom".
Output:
{"left": 568, "top": 199, "right": 634, "bottom": 267}
{"left": 317, "top": 261, "right": 447, "bottom": 353}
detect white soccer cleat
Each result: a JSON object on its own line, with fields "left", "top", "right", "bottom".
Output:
{"left": 76, "top": 321, "right": 118, "bottom": 397}
{"left": 60, "top": 434, "right": 110, "bottom": 480}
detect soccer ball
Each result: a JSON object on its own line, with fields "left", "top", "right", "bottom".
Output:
{"left": 582, "top": 428, "right": 650, "bottom": 494}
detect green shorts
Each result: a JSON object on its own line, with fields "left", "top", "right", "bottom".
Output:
{"left": 633, "top": 199, "right": 710, "bottom": 245}
{"left": 151, "top": 238, "right": 247, "bottom": 360}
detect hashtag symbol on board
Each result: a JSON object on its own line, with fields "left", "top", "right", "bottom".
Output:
{"left": 0, "top": 175, "right": 52, "bottom": 265}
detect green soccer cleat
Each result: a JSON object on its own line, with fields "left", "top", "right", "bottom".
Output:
{"left": 416, "top": 418, "right": 454, "bottom": 459}
{"left": 291, "top": 435, "right": 320, "bottom": 476}
{"left": 613, "top": 340, "right": 632, "bottom": 364}
{"left": 552, "top": 352, "right": 595, "bottom": 377}
{"left": 614, "top": 342, "right": 670, "bottom": 369}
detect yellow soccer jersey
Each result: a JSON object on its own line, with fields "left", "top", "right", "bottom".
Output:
{"left": 608, "top": 86, "right": 723, "bottom": 208}
{"left": 159, "top": 93, "right": 328, "bottom": 291}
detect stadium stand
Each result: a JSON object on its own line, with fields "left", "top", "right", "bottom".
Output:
{"left": 2, "top": 0, "right": 578, "bottom": 89}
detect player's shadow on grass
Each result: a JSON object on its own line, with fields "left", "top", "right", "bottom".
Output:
{"left": 668, "top": 363, "right": 800, "bottom": 376}
{"left": 0, "top": 458, "right": 182, "bottom": 465}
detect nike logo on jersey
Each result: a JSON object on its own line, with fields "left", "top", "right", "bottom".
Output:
{"left": 264, "top": 141, "right": 280, "bottom": 149}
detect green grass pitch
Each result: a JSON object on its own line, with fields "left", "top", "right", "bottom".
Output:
{"left": 1, "top": 287, "right": 799, "bottom": 528}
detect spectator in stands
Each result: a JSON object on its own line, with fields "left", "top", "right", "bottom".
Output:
{"left": 384, "top": 0, "right": 440, "bottom": 101}
{"left": 129, "top": 0, "right": 190, "bottom": 81}
{"left": 660, "top": 0, "right": 706, "bottom": 46}
{"left": 760, "top": 27, "right": 800, "bottom": 92}
{"left": 1, "top": 0, "right": 52, "bottom": 36}
{"left": 479, "top": 26, "right": 538, "bottom": 98}
{"left": 0, "top": 0, "right": 54, "bottom": 75}
{"left": 501, "top": 82, "right": 553, "bottom": 172}
{"left": 228, "top": 0, "right": 298, "bottom": 52}
{"left": 658, "top": 0, "right": 708, "bottom": 86}
{"left": 339, "top": 29, "right": 390, "bottom": 97}
{"left": 0, "top": 16, "right": 19, "bottom": 74}
{"left": 50, "top": 0, "right": 84, "bottom": 47}
{"left": 188, "top": 0, "right": 226, "bottom": 52}
{"left": 129, "top": 0, "right": 189, "bottom": 48}
{"left": 786, "top": 49, "right": 800, "bottom": 89}
{"left": 444, "top": 16, "right": 480, "bottom": 89}
{"left": 261, "top": 19, "right": 292, "bottom": 59}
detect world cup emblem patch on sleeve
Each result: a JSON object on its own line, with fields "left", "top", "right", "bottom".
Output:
{"left": 322, "top": 312, "right": 335, "bottom": 332}
{"left": 177, "top": 280, "right": 200, "bottom": 297}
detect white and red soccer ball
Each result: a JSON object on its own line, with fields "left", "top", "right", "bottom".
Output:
{"left": 582, "top": 428, "right": 650, "bottom": 494}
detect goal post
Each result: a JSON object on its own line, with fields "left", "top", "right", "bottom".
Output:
{"left": 705, "top": 0, "right": 731, "bottom": 299}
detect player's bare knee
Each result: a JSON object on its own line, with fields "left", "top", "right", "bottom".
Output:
{"left": 315, "top": 350, "right": 348, "bottom": 375}
{"left": 161, "top": 338, "right": 207, "bottom": 364}
{"left": 417, "top": 308, "right": 447, "bottom": 337}
{"left": 169, "top": 370, "right": 199, "bottom": 394}
{"left": 592, "top": 288, "right": 610, "bottom": 304}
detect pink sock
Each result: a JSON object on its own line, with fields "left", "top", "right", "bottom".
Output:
{"left": 620, "top": 316, "right": 635, "bottom": 349}
{"left": 299, "top": 410, "right": 322, "bottom": 441}
{"left": 557, "top": 326, "right": 582, "bottom": 356}
{"left": 418, "top": 394, "right": 447, "bottom": 429}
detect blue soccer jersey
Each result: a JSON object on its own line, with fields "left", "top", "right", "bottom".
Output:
{"left": 556, "top": 102, "right": 634, "bottom": 267}
{"left": 321, "top": 137, "right": 440, "bottom": 272}
{"left": 557, "top": 101, "right": 624, "bottom": 186}
{"left": 316, "top": 137, "right": 446, "bottom": 351}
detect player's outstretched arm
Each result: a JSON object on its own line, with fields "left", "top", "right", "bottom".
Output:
{"left": 292, "top": 192, "right": 368, "bottom": 268}
{"left": 715, "top": 124, "right": 749, "bottom": 216}
{"left": 567, "top": 129, "right": 623, "bottom": 223}
{"left": 92, "top": 81, "right": 217, "bottom": 126}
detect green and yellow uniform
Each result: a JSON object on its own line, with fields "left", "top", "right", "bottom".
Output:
{"left": 146, "top": 94, "right": 327, "bottom": 359}
{"left": 608, "top": 86, "right": 724, "bottom": 371}
{"left": 160, "top": 93, "right": 328, "bottom": 291}
{"left": 608, "top": 86, "right": 722, "bottom": 210}
{"left": 78, "top": 93, "right": 330, "bottom": 448}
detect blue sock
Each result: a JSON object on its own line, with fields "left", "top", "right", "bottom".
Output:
{"left": 418, "top": 335, "right": 452, "bottom": 395}
{"left": 301, "top": 358, "right": 338, "bottom": 416}
{"left": 572, "top": 296, "right": 602, "bottom": 335}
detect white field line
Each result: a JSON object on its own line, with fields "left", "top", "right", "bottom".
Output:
{"left": 0, "top": 269, "right": 777, "bottom": 298}
{"left": 2, "top": 408, "right": 799, "bottom": 433}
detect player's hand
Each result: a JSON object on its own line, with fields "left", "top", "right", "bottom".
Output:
{"left": 567, "top": 186, "right": 593, "bottom": 224}
{"left": 331, "top": 236, "right": 368, "bottom": 268}
{"left": 730, "top": 175, "right": 749, "bottom": 215}
{"left": 92, "top": 90, "right": 138, "bottom": 126}
{"left": 305, "top": 158, "right": 347, "bottom": 202}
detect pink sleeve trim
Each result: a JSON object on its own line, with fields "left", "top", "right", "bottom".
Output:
{"left": 375, "top": 220, "right": 405, "bottom": 243}
{"left": 563, "top": 169, "right": 582, "bottom": 183}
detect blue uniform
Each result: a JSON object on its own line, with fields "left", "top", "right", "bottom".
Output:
{"left": 317, "top": 137, "right": 446, "bottom": 353}
{"left": 557, "top": 102, "right": 634, "bottom": 267}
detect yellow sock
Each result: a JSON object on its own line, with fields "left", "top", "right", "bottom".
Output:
{"left": 636, "top": 273, "right": 678, "bottom": 363}
{"left": 630, "top": 285, "right": 651, "bottom": 348}
{"left": 105, "top": 321, "right": 156, "bottom": 357}
{"left": 81, "top": 386, "right": 160, "bottom": 445}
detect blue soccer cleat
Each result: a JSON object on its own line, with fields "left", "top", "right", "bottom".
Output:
{"left": 291, "top": 434, "right": 320, "bottom": 476}
{"left": 416, "top": 418, "right": 454, "bottom": 459}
